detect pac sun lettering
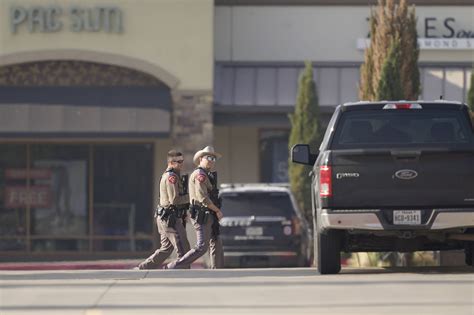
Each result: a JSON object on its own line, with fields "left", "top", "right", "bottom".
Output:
{"left": 10, "top": 5, "right": 123, "bottom": 34}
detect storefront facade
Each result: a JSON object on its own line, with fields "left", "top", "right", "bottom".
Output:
{"left": 0, "top": 0, "right": 472, "bottom": 259}
{"left": 0, "top": 0, "right": 213, "bottom": 258}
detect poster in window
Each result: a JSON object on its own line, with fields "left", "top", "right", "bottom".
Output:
{"left": 32, "top": 160, "right": 87, "bottom": 235}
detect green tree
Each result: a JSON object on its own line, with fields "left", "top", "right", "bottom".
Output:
{"left": 359, "top": 0, "right": 420, "bottom": 101}
{"left": 376, "top": 40, "right": 404, "bottom": 101}
{"left": 399, "top": 6, "right": 420, "bottom": 100}
{"left": 357, "top": 0, "right": 420, "bottom": 267}
{"left": 288, "top": 61, "right": 321, "bottom": 222}
{"left": 359, "top": 15, "right": 377, "bottom": 100}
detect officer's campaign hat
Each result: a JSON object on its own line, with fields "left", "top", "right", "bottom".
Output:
{"left": 193, "top": 146, "right": 222, "bottom": 165}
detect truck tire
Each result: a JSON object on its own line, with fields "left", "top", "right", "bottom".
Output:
{"left": 315, "top": 229, "right": 342, "bottom": 274}
{"left": 465, "top": 243, "right": 473, "bottom": 266}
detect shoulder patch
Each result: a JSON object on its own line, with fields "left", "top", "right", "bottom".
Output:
{"left": 168, "top": 175, "right": 178, "bottom": 184}
{"left": 196, "top": 174, "right": 206, "bottom": 183}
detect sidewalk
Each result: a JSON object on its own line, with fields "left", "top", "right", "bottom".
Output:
{"left": 0, "top": 259, "right": 205, "bottom": 271}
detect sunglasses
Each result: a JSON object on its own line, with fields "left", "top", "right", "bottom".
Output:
{"left": 204, "top": 155, "right": 216, "bottom": 162}
{"left": 172, "top": 160, "right": 184, "bottom": 164}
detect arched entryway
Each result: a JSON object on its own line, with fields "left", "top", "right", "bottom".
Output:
{"left": 0, "top": 49, "right": 179, "bottom": 88}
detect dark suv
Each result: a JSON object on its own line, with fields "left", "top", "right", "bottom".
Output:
{"left": 219, "top": 184, "right": 311, "bottom": 268}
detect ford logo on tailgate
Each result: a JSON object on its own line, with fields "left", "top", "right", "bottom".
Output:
{"left": 395, "top": 169, "right": 418, "bottom": 180}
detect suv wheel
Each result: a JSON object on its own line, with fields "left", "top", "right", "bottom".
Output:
{"left": 315, "top": 229, "right": 342, "bottom": 274}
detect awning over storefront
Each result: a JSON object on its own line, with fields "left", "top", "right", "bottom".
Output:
{"left": 213, "top": 62, "right": 473, "bottom": 127}
{"left": 213, "top": 62, "right": 355, "bottom": 127}
{"left": 0, "top": 87, "right": 171, "bottom": 137}
{"left": 0, "top": 87, "right": 172, "bottom": 109}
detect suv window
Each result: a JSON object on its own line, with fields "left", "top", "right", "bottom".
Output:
{"left": 331, "top": 109, "right": 473, "bottom": 149}
{"left": 220, "top": 192, "right": 294, "bottom": 217}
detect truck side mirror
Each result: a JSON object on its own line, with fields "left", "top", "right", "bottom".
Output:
{"left": 291, "top": 144, "right": 318, "bottom": 165}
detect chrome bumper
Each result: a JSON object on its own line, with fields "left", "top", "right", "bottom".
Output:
{"left": 320, "top": 209, "right": 474, "bottom": 230}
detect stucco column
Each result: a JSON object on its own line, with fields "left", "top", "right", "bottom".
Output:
{"left": 171, "top": 91, "right": 214, "bottom": 170}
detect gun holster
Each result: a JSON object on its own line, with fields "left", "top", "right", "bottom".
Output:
{"left": 190, "top": 205, "right": 197, "bottom": 219}
{"left": 166, "top": 214, "right": 177, "bottom": 228}
{"left": 190, "top": 204, "right": 208, "bottom": 225}
{"left": 154, "top": 206, "right": 164, "bottom": 219}
{"left": 158, "top": 206, "right": 176, "bottom": 228}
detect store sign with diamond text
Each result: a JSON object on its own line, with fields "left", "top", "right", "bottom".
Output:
{"left": 357, "top": 16, "right": 474, "bottom": 50}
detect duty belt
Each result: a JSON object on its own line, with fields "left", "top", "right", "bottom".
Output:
{"left": 189, "top": 204, "right": 220, "bottom": 236}
{"left": 190, "top": 204, "right": 208, "bottom": 224}
{"left": 156, "top": 204, "right": 189, "bottom": 228}
{"left": 174, "top": 205, "right": 188, "bottom": 218}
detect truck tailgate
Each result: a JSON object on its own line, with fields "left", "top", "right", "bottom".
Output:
{"left": 330, "top": 149, "right": 474, "bottom": 208}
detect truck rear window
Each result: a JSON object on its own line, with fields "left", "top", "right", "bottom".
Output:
{"left": 220, "top": 192, "right": 294, "bottom": 217}
{"left": 331, "top": 109, "right": 473, "bottom": 149}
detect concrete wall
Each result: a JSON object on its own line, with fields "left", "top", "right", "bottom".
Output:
{"left": 1, "top": 0, "right": 214, "bottom": 91}
{"left": 214, "top": 126, "right": 260, "bottom": 184}
{"left": 215, "top": 6, "right": 474, "bottom": 62}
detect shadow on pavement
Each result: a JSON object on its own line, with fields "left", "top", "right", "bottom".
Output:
{"left": 341, "top": 266, "right": 473, "bottom": 275}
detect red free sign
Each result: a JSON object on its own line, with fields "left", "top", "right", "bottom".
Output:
{"left": 4, "top": 186, "right": 52, "bottom": 208}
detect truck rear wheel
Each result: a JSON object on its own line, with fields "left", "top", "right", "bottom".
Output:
{"left": 315, "top": 229, "right": 342, "bottom": 274}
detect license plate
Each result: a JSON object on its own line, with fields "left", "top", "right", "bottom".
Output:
{"left": 393, "top": 210, "right": 421, "bottom": 225}
{"left": 246, "top": 227, "right": 263, "bottom": 236}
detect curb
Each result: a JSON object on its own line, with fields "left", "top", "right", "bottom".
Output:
{"left": 0, "top": 260, "right": 205, "bottom": 271}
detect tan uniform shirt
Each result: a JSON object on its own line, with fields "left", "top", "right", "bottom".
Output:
{"left": 159, "top": 168, "right": 188, "bottom": 207}
{"left": 189, "top": 168, "right": 214, "bottom": 208}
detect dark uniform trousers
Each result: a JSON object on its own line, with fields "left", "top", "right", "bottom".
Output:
{"left": 139, "top": 216, "right": 190, "bottom": 269}
{"left": 166, "top": 214, "right": 223, "bottom": 269}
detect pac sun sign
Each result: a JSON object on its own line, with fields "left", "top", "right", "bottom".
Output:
{"left": 10, "top": 5, "right": 123, "bottom": 34}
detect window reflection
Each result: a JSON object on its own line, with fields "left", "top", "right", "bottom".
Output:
{"left": 93, "top": 144, "right": 153, "bottom": 251}
{"left": 260, "top": 130, "right": 289, "bottom": 183}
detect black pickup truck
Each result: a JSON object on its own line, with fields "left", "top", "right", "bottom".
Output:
{"left": 291, "top": 101, "right": 474, "bottom": 274}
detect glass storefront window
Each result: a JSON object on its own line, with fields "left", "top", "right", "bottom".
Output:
{"left": 93, "top": 144, "right": 153, "bottom": 251}
{"left": 0, "top": 144, "right": 27, "bottom": 251}
{"left": 260, "top": 130, "right": 290, "bottom": 183}
{"left": 0, "top": 142, "right": 154, "bottom": 255}
{"left": 30, "top": 145, "right": 89, "bottom": 252}
{"left": 92, "top": 239, "right": 153, "bottom": 252}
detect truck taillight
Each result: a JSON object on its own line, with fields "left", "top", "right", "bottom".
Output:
{"left": 319, "top": 166, "right": 332, "bottom": 197}
{"left": 383, "top": 103, "right": 422, "bottom": 110}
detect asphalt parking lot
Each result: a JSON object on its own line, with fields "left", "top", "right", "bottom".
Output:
{"left": 1, "top": 266, "right": 472, "bottom": 315}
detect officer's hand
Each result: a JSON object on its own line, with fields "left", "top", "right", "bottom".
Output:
{"left": 216, "top": 209, "right": 224, "bottom": 221}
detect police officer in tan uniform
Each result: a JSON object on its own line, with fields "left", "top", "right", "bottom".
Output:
{"left": 136, "top": 150, "right": 191, "bottom": 269}
{"left": 166, "top": 146, "right": 224, "bottom": 269}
